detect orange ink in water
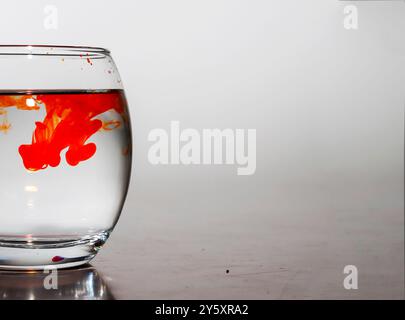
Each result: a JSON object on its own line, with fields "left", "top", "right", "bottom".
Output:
{"left": 0, "top": 90, "right": 128, "bottom": 171}
{"left": 0, "top": 120, "right": 11, "bottom": 133}
{"left": 102, "top": 119, "right": 121, "bottom": 131}
{"left": 0, "top": 108, "right": 10, "bottom": 133}
{"left": 0, "top": 96, "right": 40, "bottom": 134}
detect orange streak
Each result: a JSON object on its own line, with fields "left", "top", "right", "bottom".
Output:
{"left": 102, "top": 120, "right": 121, "bottom": 131}
{"left": 0, "top": 96, "right": 40, "bottom": 111}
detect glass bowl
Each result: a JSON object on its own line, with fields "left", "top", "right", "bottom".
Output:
{"left": 0, "top": 45, "right": 132, "bottom": 270}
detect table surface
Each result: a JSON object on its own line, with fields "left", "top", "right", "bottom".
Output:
{"left": 0, "top": 179, "right": 404, "bottom": 300}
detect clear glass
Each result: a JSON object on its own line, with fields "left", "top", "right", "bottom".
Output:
{"left": 0, "top": 45, "right": 132, "bottom": 270}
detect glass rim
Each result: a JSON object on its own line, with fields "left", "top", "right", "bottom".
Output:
{"left": 0, "top": 45, "right": 110, "bottom": 56}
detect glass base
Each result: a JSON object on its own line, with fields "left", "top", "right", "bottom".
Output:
{"left": 0, "top": 231, "right": 109, "bottom": 270}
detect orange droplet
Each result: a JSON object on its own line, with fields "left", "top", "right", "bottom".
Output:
{"left": 0, "top": 121, "right": 11, "bottom": 133}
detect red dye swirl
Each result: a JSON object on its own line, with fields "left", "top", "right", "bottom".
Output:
{"left": 0, "top": 90, "right": 127, "bottom": 171}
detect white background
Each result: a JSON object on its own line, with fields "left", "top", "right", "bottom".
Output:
{"left": 0, "top": 0, "right": 404, "bottom": 298}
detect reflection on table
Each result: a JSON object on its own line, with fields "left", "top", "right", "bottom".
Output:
{"left": 0, "top": 264, "right": 114, "bottom": 300}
